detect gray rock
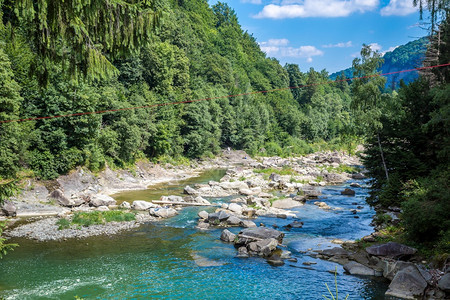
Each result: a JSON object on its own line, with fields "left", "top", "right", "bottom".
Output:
{"left": 237, "top": 246, "right": 249, "bottom": 258}
{"left": 341, "top": 188, "right": 356, "bottom": 196}
{"left": 196, "top": 221, "right": 210, "bottom": 230}
{"left": 236, "top": 227, "right": 284, "bottom": 245}
{"left": 219, "top": 181, "right": 248, "bottom": 190}
{"left": 239, "top": 188, "right": 255, "bottom": 196}
{"left": 90, "top": 194, "right": 117, "bottom": 207}
{"left": 324, "top": 173, "right": 346, "bottom": 183}
{"left": 292, "top": 195, "right": 306, "bottom": 203}
{"left": 97, "top": 205, "right": 110, "bottom": 211}
{"left": 239, "top": 220, "right": 257, "bottom": 228}
{"left": 343, "top": 261, "right": 376, "bottom": 276}
{"left": 350, "top": 182, "right": 361, "bottom": 188}
{"left": 160, "top": 195, "right": 184, "bottom": 202}
{"left": 300, "top": 187, "right": 321, "bottom": 198}
{"left": 184, "top": 185, "right": 199, "bottom": 196}
{"left": 227, "top": 215, "right": 242, "bottom": 226}
{"left": 1, "top": 201, "right": 16, "bottom": 217}
{"left": 208, "top": 211, "right": 230, "bottom": 224}
{"left": 271, "top": 198, "right": 303, "bottom": 209}
{"left": 220, "top": 229, "right": 236, "bottom": 243}
{"left": 193, "top": 196, "right": 210, "bottom": 205}
{"left": 352, "top": 172, "right": 366, "bottom": 179}
{"left": 321, "top": 247, "right": 349, "bottom": 258}
{"left": 266, "top": 255, "right": 285, "bottom": 266}
{"left": 49, "top": 189, "right": 73, "bottom": 207}
{"left": 228, "top": 203, "right": 243, "bottom": 214}
{"left": 119, "top": 201, "right": 131, "bottom": 209}
{"left": 149, "top": 207, "right": 178, "bottom": 218}
{"left": 382, "top": 260, "right": 415, "bottom": 281}
{"left": 198, "top": 210, "right": 209, "bottom": 220}
{"left": 269, "top": 173, "right": 281, "bottom": 182}
{"left": 366, "top": 242, "right": 417, "bottom": 258}
{"left": 438, "top": 273, "right": 450, "bottom": 292}
{"left": 385, "top": 266, "right": 427, "bottom": 299}
{"left": 132, "top": 200, "right": 158, "bottom": 210}
{"left": 286, "top": 221, "right": 303, "bottom": 228}
{"left": 248, "top": 238, "right": 278, "bottom": 256}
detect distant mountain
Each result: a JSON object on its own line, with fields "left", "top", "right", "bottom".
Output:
{"left": 330, "top": 37, "right": 428, "bottom": 89}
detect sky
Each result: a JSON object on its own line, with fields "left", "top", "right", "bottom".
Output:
{"left": 208, "top": 0, "right": 430, "bottom": 73}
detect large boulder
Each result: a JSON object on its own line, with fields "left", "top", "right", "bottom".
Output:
{"left": 160, "top": 195, "right": 184, "bottom": 202}
{"left": 382, "top": 260, "right": 415, "bottom": 281}
{"left": 343, "top": 261, "right": 376, "bottom": 276}
{"left": 220, "top": 229, "right": 236, "bottom": 243}
{"left": 184, "top": 185, "right": 199, "bottom": 196}
{"left": 90, "top": 194, "right": 117, "bottom": 207}
{"left": 301, "top": 187, "right": 321, "bottom": 198}
{"left": 193, "top": 196, "right": 210, "bottom": 205}
{"left": 341, "top": 188, "right": 356, "bottom": 196}
{"left": 271, "top": 198, "right": 303, "bottom": 209}
{"left": 239, "top": 220, "right": 257, "bottom": 228}
{"left": 228, "top": 203, "right": 243, "bottom": 214}
{"left": 226, "top": 215, "right": 242, "bottom": 226}
{"left": 149, "top": 207, "right": 178, "bottom": 218}
{"left": 385, "top": 266, "right": 428, "bottom": 299}
{"left": 132, "top": 200, "right": 158, "bottom": 211}
{"left": 49, "top": 189, "right": 73, "bottom": 207}
{"left": 366, "top": 242, "right": 417, "bottom": 258}
{"left": 198, "top": 210, "right": 209, "bottom": 220}
{"left": 1, "top": 201, "right": 16, "bottom": 217}
{"left": 248, "top": 238, "right": 278, "bottom": 257}
{"left": 438, "top": 273, "right": 450, "bottom": 292}
{"left": 219, "top": 181, "right": 248, "bottom": 190}
{"left": 235, "top": 227, "right": 284, "bottom": 245}
{"left": 321, "top": 247, "right": 349, "bottom": 258}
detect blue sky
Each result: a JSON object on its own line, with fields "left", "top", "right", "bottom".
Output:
{"left": 208, "top": 0, "right": 429, "bottom": 73}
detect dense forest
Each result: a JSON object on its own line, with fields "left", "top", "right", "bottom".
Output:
{"left": 0, "top": 0, "right": 357, "bottom": 181}
{"left": 0, "top": 0, "right": 449, "bottom": 254}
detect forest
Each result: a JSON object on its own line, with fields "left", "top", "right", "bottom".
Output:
{"left": 0, "top": 0, "right": 449, "bottom": 254}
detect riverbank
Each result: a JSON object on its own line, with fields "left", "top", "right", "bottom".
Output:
{"left": 2, "top": 149, "right": 362, "bottom": 240}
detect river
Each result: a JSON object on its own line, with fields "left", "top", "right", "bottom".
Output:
{"left": 0, "top": 169, "right": 389, "bottom": 299}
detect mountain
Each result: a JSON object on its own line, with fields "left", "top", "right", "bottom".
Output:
{"left": 330, "top": 37, "right": 428, "bottom": 89}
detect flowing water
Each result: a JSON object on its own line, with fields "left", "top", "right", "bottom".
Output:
{"left": 0, "top": 170, "right": 389, "bottom": 299}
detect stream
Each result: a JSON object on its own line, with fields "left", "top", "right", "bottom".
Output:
{"left": 0, "top": 169, "right": 389, "bottom": 299}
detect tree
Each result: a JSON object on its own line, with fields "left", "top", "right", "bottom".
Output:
{"left": 2, "top": 0, "right": 160, "bottom": 83}
{"left": 351, "top": 45, "right": 389, "bottom": 181}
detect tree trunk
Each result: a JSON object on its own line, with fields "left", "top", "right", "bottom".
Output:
{"left": 377, "top": 132, "right": 389, "bottom": 181}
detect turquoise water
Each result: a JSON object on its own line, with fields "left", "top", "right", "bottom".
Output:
{"left": 0, "top": 173, "right": 389, "bottom": 299}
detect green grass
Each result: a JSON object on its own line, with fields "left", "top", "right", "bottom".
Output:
{"left": 315, "top": 175, "right": 324, "bottom": 183}
{"left": 57, "top": 211, "right": 136, "bottom": 229}
{"left": 319, "top": 164, "right": 359, "bottom": 174}
{"left": 239, "top": 176, "right": 246, "bottom": 181}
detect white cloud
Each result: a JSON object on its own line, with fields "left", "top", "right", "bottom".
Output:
{"left": 253, "top": 0, "right": 379, "bottom": 19}
{"left": 241, "top": 0, "right": 262, "bottom": 4}
{"left": 322, "top": 41, "right": 353, "bottom": 48}
{"left": 259, "top": 39, "right": 323, "bottom": 62}
{"left": 368, "top": 42, "right": 382, "bottom": 52}
{"left": 380, "top": 0, "right": 418, "bottom": 16}
{"left": 382, "top": 45, "right": 399, "bottom": 55}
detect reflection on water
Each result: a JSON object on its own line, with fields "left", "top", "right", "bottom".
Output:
{"left": 0, "top": 171, "right": 389, "bottom": 299}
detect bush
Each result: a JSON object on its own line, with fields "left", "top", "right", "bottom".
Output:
{"left": 70, "top": 211, "right": 136, "bottom": 227}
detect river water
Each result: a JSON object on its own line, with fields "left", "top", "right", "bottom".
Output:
{"left": 0, "top": 170, "right": 389, "bottom": 299}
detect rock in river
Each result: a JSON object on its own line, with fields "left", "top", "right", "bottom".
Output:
{"left": 149, "top": 207, "right": 178, "bottom": 218}
{"left": 220, "top": 229, "right": 236, "bottom": 243}
{"left": 340, "top": 188, "right": 356, "bottom": 196}
{"left": 271, "top": 198, "right": 303, "bottom": 209}
{"left": 235, "top": 227, "right": 284, "bottom": 245}
{"left": 343, "top": 261, "right": 376, "bottom": 276}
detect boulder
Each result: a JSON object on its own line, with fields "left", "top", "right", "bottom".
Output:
{"left": 321, "top": 247, "right": 349, "bottom": 258}
{"left": 160, "top": 195, "right": 184, "bottom": 202}
{"left": 324, "top": 173, "right": 346, "bottom": 183}
{"left": 240, "top": 220, "right": 257, "bottom": 228}
{"left": 132, "top": 200, "right": 158, "bottom": 210}
{"left": 438, "top": 273, "right": 450, "bottom": 292}
{"left": 208, "top": 211, "right": 230, "bottom": 224}
{"left": 341, "top": 188, "right": 356, "bottom": 196}
{"left": 239, "top": 188, "right": 255, "bottom": 196}
{"left": 219, "top": 181, "right": 248, "bottom": 190}
{"left": 193, "top": 196, "right": 210, "bottom": 205}
{"left": 385, "top": 266, "right": 427, "bottom": 299}
{"left": 49, "top": 189, "right": 73, "bottom": 207}
{"left": 314, "top": 201, "right": 331, "bottom": 210}
{"left": 286, "top": 221, "right": 303, "bottom": 228}
{"left": 248, "top": 238, "right": 278, "bottom": 256}
{"left": 119, "top": 201, "right": 131, "bottom": 209}
{"left": 149, "top": 207, "right": 178, "bottom": 218}
{"left": 292, "top": 195, "right": 306, "bottom": 203}
{"left": 352, "top": 172, "right": 366, "bottom": 179}
{"left": 196, "top": 221, "right": 210, "bottom": 230}
{"left": 220, "top": 229, "right": 236, "bottom": 243}
{"left": 269, "top": 173, "right": 281, "bottom": 182}
{"left": 382, "top": 260, "right": 415, "bottom": 281}
{"left": 271, "top": 198, "right": 303, "bottom": 209}
{"left": 236, "top": 227, "right": 284, "bottom": 245}
{"left": 343, "top": 261, "right": 376, "bottom": 276}
{"left": 1, "top": 201, "right": 16, "bottom": 217}
{"left": 97, "top": 205, "right": 110, "bottom": 211}
{"left": 266, "top": 255, "right": 285, "bottom": 266}
{"left": 227, "top": 215, "right": 242, "bottom": 226}
{"left": 366, "top": 242, "right": 417, "bottom": 258}
{"left": 301, "top": 187, "right": 321, "bottom": 198}
{"left": 350, "top": 182, "right": 361, "bottom": 188}
{"left": 184, "top": 185, "right": 199, "bottom": 196}
{"left": 237, "top": 246, "right": 249, "bottom": 258}
{"left": 228, "top": 203, "right": 243, "bottom": 214}
{"left": 90, "top": 194, "right": 117, "bottom": 207}
{"left": 198, "top": 210, "right": 209, "bottom": 220}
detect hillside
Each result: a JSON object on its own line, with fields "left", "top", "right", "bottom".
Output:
{"left": 330, "top": 37, "right": 428, "bottom": 89}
